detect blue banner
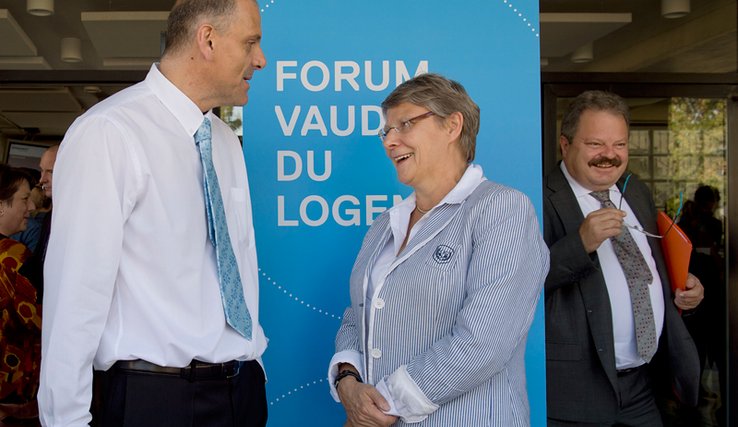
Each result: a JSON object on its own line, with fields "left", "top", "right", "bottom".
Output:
{"left": 244, "top": 1, "right": 543, "bottom": 425}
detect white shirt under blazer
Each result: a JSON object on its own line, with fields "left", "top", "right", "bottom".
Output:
{"left": 330, "top": 165, "right": 550, "bottom": 426}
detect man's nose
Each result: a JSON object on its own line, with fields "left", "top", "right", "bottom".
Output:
{"left": 600, "top": 144, "right": 617, "bottom": 158}
{"left": 254, "top": 46, "right": 266, "bottom": 70}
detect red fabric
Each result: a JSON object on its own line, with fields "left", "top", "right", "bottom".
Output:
{"left": 0, "top": 239, "right": 41, "bottom": 403}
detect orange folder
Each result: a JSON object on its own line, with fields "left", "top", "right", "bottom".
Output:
{"left": 656, "top": 211, "right": 692, "bottom": 292}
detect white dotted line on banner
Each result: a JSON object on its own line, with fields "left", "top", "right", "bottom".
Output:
{"left": 270, "top": 378, "right": 326, "bottom": 406}
{"left": 502, "top": 0, "right": 538, "bottom": 37}
{"left": 260, "top": 0, "right": 276, "bottom": 13}
{"left": 260, "top": 269, "right": 342, "bottom": 320}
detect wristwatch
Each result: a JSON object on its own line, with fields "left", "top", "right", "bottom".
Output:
{"left": 334, "top": 370, "right": 363, "bottom": 389}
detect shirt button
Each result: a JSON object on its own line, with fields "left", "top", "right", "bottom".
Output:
{"left": 371, "top": 348, "right": 382, "bottom": 359}
{"left": 373, "top": 298, "right": 385, "bottom": 309}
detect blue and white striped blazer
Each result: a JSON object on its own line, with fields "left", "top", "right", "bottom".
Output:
{"left": 335, "top": 180, "right": 550, "bottom": 426}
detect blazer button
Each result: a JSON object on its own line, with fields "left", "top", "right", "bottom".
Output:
{"left": 373, "top": 298, "right": 385, "bottom": 309}
{"left": 371, "top": 348, "right": 382, "bottom": 359}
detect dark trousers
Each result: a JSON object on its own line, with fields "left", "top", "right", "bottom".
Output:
{"left": 94, "top": 360, "right": 267, "bottom": 427}
{"left": 548, "top": 365, "right": 662, "bottom": 427}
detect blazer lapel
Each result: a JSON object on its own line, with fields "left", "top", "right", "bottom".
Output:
{"left": 387, "top": 202, "right": 462, "bottom": 275}
{"left": 359, "top": 218, "right": 393, "bottom": 297}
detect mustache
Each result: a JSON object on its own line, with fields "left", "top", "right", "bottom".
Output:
{"left": 588, "top": 156, "right": 622, "bottom": 167}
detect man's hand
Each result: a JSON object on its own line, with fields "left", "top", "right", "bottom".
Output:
{"left": 579, "top": 208, "right": 626, "bottom": 253}
{"left": 674, "top": 273, "right": 704, "bottom": 311}
{"left": 338, "top": 377, "right": 398, "bottom": 427}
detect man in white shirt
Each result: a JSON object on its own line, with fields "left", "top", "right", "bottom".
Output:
{"left": 543, "top": 90, "right": 704, "bottom": 426}
{"left": 38, "top": 0, "right": 267, "bottom": 425}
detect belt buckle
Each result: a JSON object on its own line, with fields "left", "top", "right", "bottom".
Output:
{"left": 182, "top": 361, "right": 197, "bottom": 382}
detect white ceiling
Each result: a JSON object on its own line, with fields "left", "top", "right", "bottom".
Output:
{"left": 0, "top": 0, "right": 735, "bottom": 138}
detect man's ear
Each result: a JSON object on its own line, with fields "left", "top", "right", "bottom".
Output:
{"left": 559, "top": 135, "right": 570, "bottom": 157}
{"left": 195, "top": 24, "right": 216, "bottom": 58}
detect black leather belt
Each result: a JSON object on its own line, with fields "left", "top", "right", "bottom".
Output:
{"left": 113, "top": 359, "right": 245, "bottom": 382}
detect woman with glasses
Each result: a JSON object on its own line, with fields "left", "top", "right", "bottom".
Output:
{"left": 328, "top": 73, "right": 549, "bottom": 426}
{"left": 0, "top": 165, "right": 41, "bottom": 425}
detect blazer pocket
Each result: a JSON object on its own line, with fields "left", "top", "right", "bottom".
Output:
{"left": 546, "top": 342, "right": 582, "bottom": 361}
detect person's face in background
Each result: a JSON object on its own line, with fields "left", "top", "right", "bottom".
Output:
{"left": 0, "top": 180, "right": 35, "bottom": 235}
{"left": 29, "top": 186, "right": 47, "bottom": 212}
{"left": 39, "top": 148, "right": 58, "bottom": 198}
{"left": 560, "top": 109, "right": 629, "bottom": 192}
{"left": 208, "top": 0, "right": 266, "bottom": 106}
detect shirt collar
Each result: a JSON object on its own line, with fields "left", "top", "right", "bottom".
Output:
{"left": 560, "top": 161, "right": 619, "bottom": 201}
{"left": 145, "top": 63, "right": 213, "bottom": 137}
{"left": 391, "top": 163, "right": 486, "bottom": 215}
{"left": 387, "top": 164, "right": 485, "bottom": 255}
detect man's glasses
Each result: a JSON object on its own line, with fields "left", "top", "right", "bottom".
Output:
{"left": 618, "top": 173, "right": 683, "bottom": 239}
{"left": 378, "top": 111, "right": 435, "bottom": 142}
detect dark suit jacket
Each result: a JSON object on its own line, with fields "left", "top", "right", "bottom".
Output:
{"left": 543, "top": 165, "right": 699, "bottom": 423}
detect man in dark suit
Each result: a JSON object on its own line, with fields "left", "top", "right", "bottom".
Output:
{"left": 543, "top": 90, "right": 704, "bottom": 426}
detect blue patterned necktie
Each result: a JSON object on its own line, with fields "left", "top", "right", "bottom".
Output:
{"left": 195, "top": 117, "right": 252, "bottom": 339}
{"left": 590, "top": 190, "right": 656, "bottom": 362}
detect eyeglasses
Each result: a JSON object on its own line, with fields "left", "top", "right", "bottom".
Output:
{"left": 617, "top": 173, "right": 683, "bottom": 239}
{"left": 378, "top": 111, "right": 435, "bottom": 142}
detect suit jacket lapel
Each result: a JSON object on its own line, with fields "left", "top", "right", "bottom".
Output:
{"left": 548, "top": 166, "right": 619, "bottom": 390}
{"left": 547, "top": 166, "right": 586, "bottom": 236}
{"left": 619, "top": 175, "right": 673, "bottom": 298}
{"left": 621, "top": 178, "right": 655, "bottom": 233}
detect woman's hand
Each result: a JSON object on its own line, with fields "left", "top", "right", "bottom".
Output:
{"left": 338, "top": 377, "right": 398, "bottom": 427}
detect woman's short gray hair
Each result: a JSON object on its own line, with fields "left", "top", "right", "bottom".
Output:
{"left": 381, "top": 73, "right": 480, "bottom": 162}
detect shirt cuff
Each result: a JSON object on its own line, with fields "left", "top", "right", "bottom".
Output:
{"left": 327, "top": 350, "right": 364, "bottom": 402}
{"left": 381, "top": 364, "right": 439, "bottom": 423}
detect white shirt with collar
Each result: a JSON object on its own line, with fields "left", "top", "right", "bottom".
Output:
{"left": 329, "top": 164, "right": 485, "bottom": 422}
{"left": 39, "top": 64, "right": 267, "bottom": 426}
{"left": 560, "top": 162, "right": 664, "bottom": 370}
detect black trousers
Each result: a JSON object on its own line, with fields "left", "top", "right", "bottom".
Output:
{"left": 548, "top": 365, "right": 662, "bottom": 427}
{"left": 94, "top": 360, "right": 267, "bottom": 427}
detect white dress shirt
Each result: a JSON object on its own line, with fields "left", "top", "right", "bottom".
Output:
{"left": 39, "top": 64, "right": 267, "bottom": 426}
{"left": 560, "top": 163, "right": 664, "bottom": 369}
{"left": 329, "top": 164, "right": 485, "bottom": 422}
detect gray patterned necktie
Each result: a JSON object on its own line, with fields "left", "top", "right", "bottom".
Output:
{"left": 590, "top": 190, "right": 656, "bottom": 362}
{"left": 195, "top": 117, "right": 252, "bottom": 339}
